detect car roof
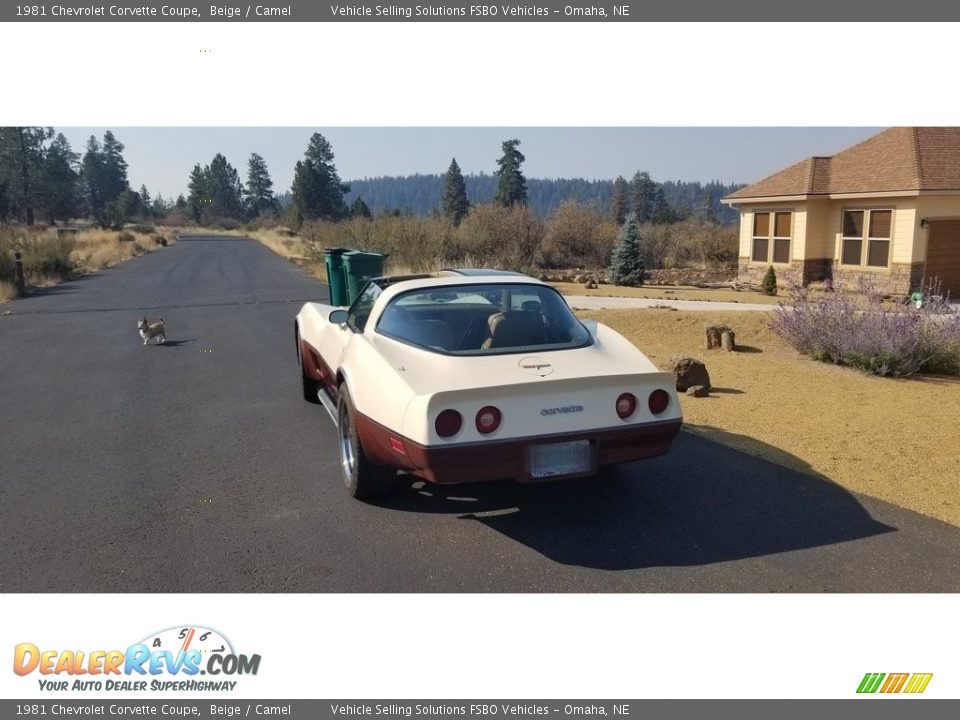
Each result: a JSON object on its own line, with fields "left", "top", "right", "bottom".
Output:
{"left": 369, "top": 272, "right": 549, "bottom": 311}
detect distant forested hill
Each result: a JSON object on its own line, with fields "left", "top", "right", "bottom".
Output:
{"left": 329, "top": 174, "right": 744, "bottom": 224}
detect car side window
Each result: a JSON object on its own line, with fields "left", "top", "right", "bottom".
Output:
{"left": 347, "top": 282, "right": 382, "bottom": 333}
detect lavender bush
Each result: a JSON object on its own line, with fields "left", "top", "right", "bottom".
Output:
{"left": 771, "top": 278, "right": 960, "bottom": 377}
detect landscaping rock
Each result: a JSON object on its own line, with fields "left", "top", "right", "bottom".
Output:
{"left": 721, "top": 329, "right": 736, "bottom": 351}
{"left": 574, "top": 274, "right": 587, "bottom": 284}
{"left": 705, "top": 323, "right": 732, "bottom": 350}
{"left": 685, "top": 385, "right": 710, "bottom": 397}
{"left": 669, "top": 355, "right": 711, "bottom": 392}
{"left": 585, "top": 280, "right": 598, "bottom": 289}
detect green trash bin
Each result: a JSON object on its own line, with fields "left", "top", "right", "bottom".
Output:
{"left": 342, "top": 251, "right": 389, "bottom": 305}
{"left": 323, "top": 248, "right": 351, "bottom": 306}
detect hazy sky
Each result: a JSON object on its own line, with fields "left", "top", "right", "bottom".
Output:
{"left": 58, "top": 127, "right": 882, "bottom": 201}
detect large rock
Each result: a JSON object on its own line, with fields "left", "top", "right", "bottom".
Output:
{"left": 669, "top": 355, "right": 711, "bottom": 392}
{"left": 704, "top": 323, "right": 731, "bottom": 350}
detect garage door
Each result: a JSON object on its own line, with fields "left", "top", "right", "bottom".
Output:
{"left": 926, "top": 220, "right": 960, "bottom": 297}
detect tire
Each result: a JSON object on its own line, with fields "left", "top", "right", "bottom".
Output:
{"left": 337, "top": 384, "right": 397, "bottom": 499}
{"left": 296, "top": 326, "right": 319, "bottom": 404}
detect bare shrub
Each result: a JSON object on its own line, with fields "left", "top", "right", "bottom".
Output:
{"left": 542, "top": 200, "right": 617, "bottom": 268}
{"left": 453, "top": 203, "right": 543, "bottom": 271}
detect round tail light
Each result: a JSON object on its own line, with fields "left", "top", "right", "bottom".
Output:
{"left": 475, "top": 406, "right": 502, "bottom": 434}
{"left": 616, "top": 392, "right": 637, "bottom": 419}
{"left": 435, "top": 409, "right": 462, "bottom": 438}
{"left": 648, "top": 389, "right": 670, "bottom": 415}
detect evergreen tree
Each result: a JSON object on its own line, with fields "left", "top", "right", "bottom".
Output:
{"left": 100, "top": 130, "right": 129, "bottom": 202}
{"left": 207, "top": 153, "right": 244, "bottom": 219}
{"left": 441, "top": 157, "right": 470, "bottom": 224}
{"left": 350, "top": 196, "right": 372, "bottom": 219}
{"left": 39, "top": 133, "right": 80, "bottom": 223}
{"left": 0, "top": 179, "right": 10, "bottom": 223}
{"left": 610, "top": 175, "right": 629, "bottom": 224}
{"left": 139, "top": 185, "right": 152, "bottom": 216}
{"left": 187, "top": 163, "right": 210, "bottom": 222}
{"left": 629, "top": 171, "right": 658, "bottom": 223}
{"left": 175, "top": 194, "right": 187, "bottom": 210}
{"left": 493, "top": 139, "right": 527, "bottom": 207}
{"left": 245, "top": 152, "right": 277, "bottom": 217}
{"left": 291, "top": 132, "right": 349, "bottom": 221}
{"left": 0, "top": 126, "right": 51, "bottom": 225}
{"left": 81, "top": 135, "right": 106, "bottom": 220}
{"left": 608, "top": 214, "right": 648, "bottom": 287}
{"left": 761, "top": 265, "right": 778, "bottom": 296}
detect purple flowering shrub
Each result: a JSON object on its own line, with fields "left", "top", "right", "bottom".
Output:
{"left": 771, "top": 278, "right": 960, "bottom": 377}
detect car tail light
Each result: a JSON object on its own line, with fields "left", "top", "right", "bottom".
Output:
{"left": 435, "top": 409, "right": 462, "bottom": 438}
{"left": 616, "top": 392, "right": 637, "bottom": 419}
{"left": 648, "top": 389, "right": 670, "bottom": 415}
{"left": 475, "top": 406, "right": 502, "bottom": 434}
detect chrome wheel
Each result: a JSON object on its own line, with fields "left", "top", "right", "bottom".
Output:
{"left": 338, "top": 398, "right": 356, "bottom": 483}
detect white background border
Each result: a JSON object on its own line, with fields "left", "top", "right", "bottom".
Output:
{"left": 1, "top": 19, "right": 958, "bottom": 701}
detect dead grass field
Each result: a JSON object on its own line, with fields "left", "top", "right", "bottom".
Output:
{"left": 581, "top": 308, "right": 960, "bottom": 527}
{"left": 553, "top": 281, "right": 782, "bottom": 305}
{"left": 247, "top": 229, "right": 328, "bottom": 282}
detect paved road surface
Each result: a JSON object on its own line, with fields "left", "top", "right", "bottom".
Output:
{"left": 2, "top": 235, "right": 959, "bottom": 592}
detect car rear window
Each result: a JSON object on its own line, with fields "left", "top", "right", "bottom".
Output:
{"left": 376, "top": 283, "right": 592, "bottom": 355}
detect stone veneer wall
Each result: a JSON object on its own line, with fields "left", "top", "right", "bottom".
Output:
{"left": 738, "top": 259, "right": 924, "bottom": 296}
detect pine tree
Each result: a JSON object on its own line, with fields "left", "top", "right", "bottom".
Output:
{"left": 441, "top": 157, "right": 470, "bottom": 224}
{"left": 100, "top": 131, "right": 129, "bottom": 202}
{"left": 207, "top": 153, "right": 244, "bottom": 219}
{"left": 81, "top": 135, "right": 106, "bottom": 220}
{"left": 608, "top": 214, "right": 648, "bottom": 287}
{"left": 291, "top": 132, "right": 349, "bottom": 221}
{"left": 610, "top": 175, "right": 629, "bottom": 224}
{"left": 629, "top": 171, "right": 658, "bottom": 223}
{"left": 39, "top": 133, "right": 80, "bottom": 223}
{"left": 245, "top": 152, "right": 277, "bottom": 218}
{"left": 0, "top": 126, "right": 51, "bottom": 225}
{"left": 350, "top": 196, "right": 372, "bottom": 219}
{"left": 187, "top": 163, "right": 210, "bottom": 222}
{"left": 494, "top": 139, "right": 527, "bottom": 207}
{"left": 761, "top": 266, "right": 778, "bottom": 296}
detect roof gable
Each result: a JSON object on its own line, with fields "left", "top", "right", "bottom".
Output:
{"left": 725, "top": 127, "right": 960, "bottom": 200}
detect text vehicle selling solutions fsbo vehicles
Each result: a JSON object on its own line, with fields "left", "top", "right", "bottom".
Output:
{"left": 295, "top": 271, "right": 682, "bottom": 498}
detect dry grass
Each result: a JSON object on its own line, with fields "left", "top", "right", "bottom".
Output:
{"left": 71, "top": 228, "right": 174, "bottom": 274}
{"left": 248, "top": 228, "right": 329, "bottom": 281}
{"left": 0, "top": 281, "right": 15, "bottom": 303}
{"left": 581, "top": 308, "right": 960, "bottom": 527}
{"left": 554, "top": 281, "right": 782, "bottom": 305}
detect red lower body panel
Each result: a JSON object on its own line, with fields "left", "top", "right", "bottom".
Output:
{"left": 354, "top": 412, "right": 682, "bottom": 485}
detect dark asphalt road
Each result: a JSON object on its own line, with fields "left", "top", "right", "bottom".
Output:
{"left": 2, "top": 235, "right": 959, "bottom": 592}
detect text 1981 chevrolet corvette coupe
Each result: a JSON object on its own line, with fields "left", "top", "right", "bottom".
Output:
{"left": 295, "top": 270, "right": 682, "bottom": 498}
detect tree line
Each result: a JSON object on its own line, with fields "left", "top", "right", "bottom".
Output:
{"left": 0, "top": 128, "right": 743, "bottom": 232}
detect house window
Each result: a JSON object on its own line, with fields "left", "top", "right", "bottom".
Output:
{"left": 841, "top": 209, "right": 892, "bottom": 267}
{"left": 752, "top": 211, "right": 791, "bottom": 264}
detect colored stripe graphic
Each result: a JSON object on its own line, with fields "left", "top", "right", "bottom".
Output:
{"left": 857, "top": 673, "right": 885, "bottom": 694}
{"left": 857, "top": 672, "right": 932, "bottom": 694}
{"left": 880, "top": 673, "right": 909, "bottom": 693}
{"left": 904, "top": 674, "right": 933, "bottom": 694}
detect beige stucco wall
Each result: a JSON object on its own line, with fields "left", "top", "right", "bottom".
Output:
{"left": 737, "top": 204, "right": 806, "bottom": 264}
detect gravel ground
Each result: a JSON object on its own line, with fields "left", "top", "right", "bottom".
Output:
{"left": 581, "top": 308, "right": 960, "bottom": 527}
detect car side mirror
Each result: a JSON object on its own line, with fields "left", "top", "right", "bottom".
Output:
{"left": 328, "top": 309, "right": 349, "bottom": 324}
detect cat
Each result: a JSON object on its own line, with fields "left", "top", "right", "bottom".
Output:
{"left": 137, "top": 317, "right": 166, "bottom": 345}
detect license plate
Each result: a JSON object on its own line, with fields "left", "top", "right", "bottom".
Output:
{"left": 527, "top": 440, "right": 592, "bottom": 478}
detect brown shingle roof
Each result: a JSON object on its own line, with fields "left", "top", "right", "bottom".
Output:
{"left": 725, "top": 127, "right": 960, "bottom": 200}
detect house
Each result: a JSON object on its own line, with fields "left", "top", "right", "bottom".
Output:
{"left": 722, "top": 127, "right": 960, "bottom": 297}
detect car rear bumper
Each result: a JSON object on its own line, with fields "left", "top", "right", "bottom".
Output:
{"left": 354, "top": 413, "right": 682, "bottom": 484}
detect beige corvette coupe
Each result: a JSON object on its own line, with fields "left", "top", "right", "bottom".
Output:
{"left": 295, "top": 270, "right": 682, "bottom": 499}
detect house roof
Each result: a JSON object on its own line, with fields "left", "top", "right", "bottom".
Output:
{"left": 725, "top": 127, "right": 960, "bottom": 200}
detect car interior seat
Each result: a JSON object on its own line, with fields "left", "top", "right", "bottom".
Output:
{"left": 481, "top": 311, "right": 548, "bottom": 349}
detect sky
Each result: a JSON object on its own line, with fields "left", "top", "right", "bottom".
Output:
{"left": 58, "top": 127, "right": 882, "bottom": 201}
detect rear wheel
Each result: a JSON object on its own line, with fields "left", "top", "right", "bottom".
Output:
{"left": 296, "top": 326, "right": 319, "bottom": 404}
{"left": 337, "top": 384, "right": 397, "bottom": 499}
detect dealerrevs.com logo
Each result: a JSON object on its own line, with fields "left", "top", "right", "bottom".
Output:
{"left": 13, "top": 626, "right": 261, "bottom": 693}
{"left": 857, "top": 673, "right": 933, "bottom": 695}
